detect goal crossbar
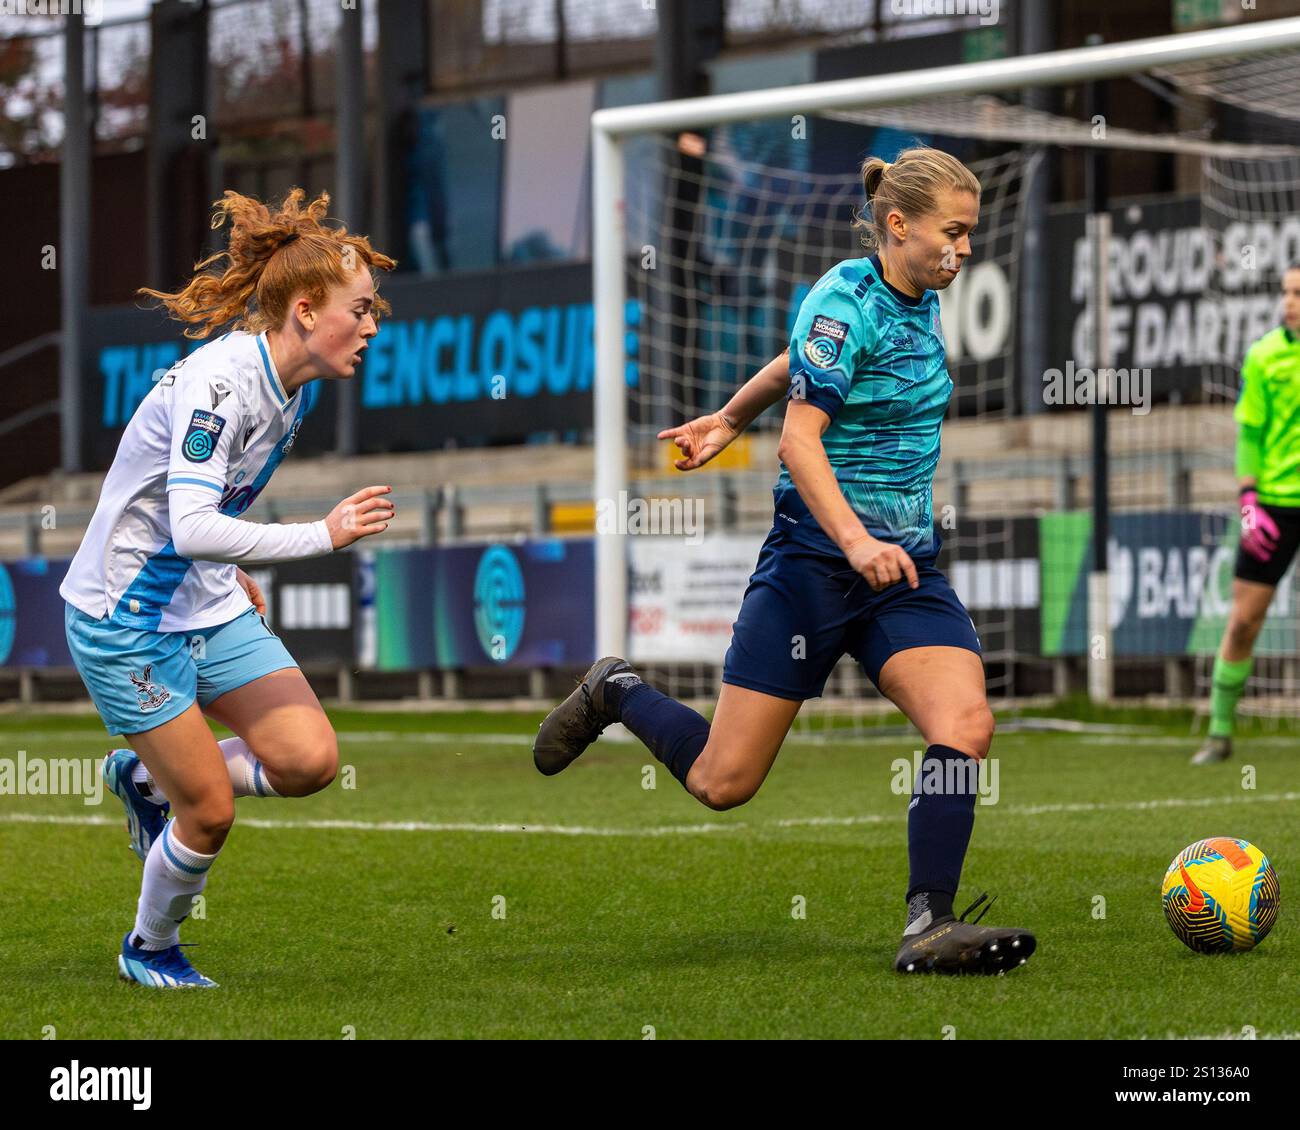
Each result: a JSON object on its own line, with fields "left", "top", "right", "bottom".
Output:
{"left": 593, "top": 17, "right": 1300, "bottom": 137}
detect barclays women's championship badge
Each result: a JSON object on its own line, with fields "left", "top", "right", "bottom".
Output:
{"left": 183, "top": 409, "right": 227, "bottom": 463}
{"left": 803, "top": 314, "right": 849, "bottom": 368}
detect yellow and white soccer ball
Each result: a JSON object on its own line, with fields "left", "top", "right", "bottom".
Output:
{"left": 1161, "top": 837, "right": 1280, "bottom": 953}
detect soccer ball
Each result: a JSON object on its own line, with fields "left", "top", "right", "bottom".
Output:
{"left": 1161, "top": 837, "right": 1280, "bottom": 954}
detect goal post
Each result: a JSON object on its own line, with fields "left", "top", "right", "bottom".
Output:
{"left": 591, "top": 15, "right": 1300, "bottom": 705}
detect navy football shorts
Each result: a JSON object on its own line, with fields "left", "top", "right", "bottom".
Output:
{"left": 721, "top": 525, "right": 982, "bottom": 701}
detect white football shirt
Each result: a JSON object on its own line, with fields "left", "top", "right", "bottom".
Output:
{"left": 61, "top": 330, "right": 332, "bottom": 633}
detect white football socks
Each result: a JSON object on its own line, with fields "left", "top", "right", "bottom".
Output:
{"left": 130, "top": 820, "right": 220, "bottom": 950}
{"left": 129, "top": 757, "right": 167, "bottom": 805}
{"left": 218, "top": 736, "right": 281, "bottom": 798}
{"left": 128, "top": 736, "right": 279, "bottom": 802}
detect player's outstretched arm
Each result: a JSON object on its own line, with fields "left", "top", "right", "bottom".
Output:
{"left": 169, "top": 484, "right": 395, "bottom": 564}
{"left": 657, "top": 349, "right": 791, "bottom": 471}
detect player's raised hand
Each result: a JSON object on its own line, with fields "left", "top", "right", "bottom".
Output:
{"left": 846, "top": 533, "right": 919, "bottom": 592}
{"left": 657, "top": 411, "right": 739, "bottom": 471}
{"left": 326, "top": 485, "right": 395, "bottom": 548}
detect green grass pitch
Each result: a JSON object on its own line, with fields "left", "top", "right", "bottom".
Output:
{"left": 0, "top": 708, "right": 1294, "bottom": 1039}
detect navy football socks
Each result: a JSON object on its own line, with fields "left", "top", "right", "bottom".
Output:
{"left": 904, "top": 743, "right": 980, "bottom": 931}
{"left": 615, "top": 680, "right": 710, "bottom": 788}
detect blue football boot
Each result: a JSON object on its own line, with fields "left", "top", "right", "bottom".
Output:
{"left": 102, "top": 749, "right": 169, "bottom": 863}
{"left": 117, "top": 932, "right": 218, "bottom": 989}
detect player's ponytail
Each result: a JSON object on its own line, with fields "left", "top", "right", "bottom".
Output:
{"left": 138, "top": 188, "right": 397, "bottom": 340}
{"left": 861, "top": 156, "right": 891, "bottom": 203}
{"left": 853, "top": 146, "right": 981, "bottom": 251}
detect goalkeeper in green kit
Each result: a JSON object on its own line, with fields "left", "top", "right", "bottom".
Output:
{"left": 1194, "top": 266, "right": 1300, "bottom": 764}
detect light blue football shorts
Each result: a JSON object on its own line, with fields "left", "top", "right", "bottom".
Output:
{"left": 64, "top": 603, "right": 298, "bottom": 736}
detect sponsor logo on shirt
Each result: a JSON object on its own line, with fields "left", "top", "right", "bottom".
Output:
{"left": 281, "top": 418, "right": 303, "bottom": 457}
{"left": 182, "top": 409, "right": 226, "bottom": 463}
{"left": 803, "top": 314, "right": 850, "bottom": 368}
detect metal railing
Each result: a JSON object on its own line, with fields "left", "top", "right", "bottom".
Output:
{"left": 0, "top": 331, "right": 61, "bottom": 441}
{"left": 0, "top": 446, "right": 1236, "bottom": 558}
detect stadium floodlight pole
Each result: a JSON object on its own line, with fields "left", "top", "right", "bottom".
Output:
{"left": 60, "top": 15, "right": 90, "bottom": 474}
{"left": 334, "top": 0, "right": 365, "bottom": 458}
{"left": 590, "top": 15, "right": 1300, "bottom": 659}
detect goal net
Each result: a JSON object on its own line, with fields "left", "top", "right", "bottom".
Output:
{"left": 592, "top": 18, "right": 1300, "bottom": 735}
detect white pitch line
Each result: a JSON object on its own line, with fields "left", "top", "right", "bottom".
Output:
{"left": 776, "top": 791, "right": 1300, "bottom": 828}
{"left": 0, "top": 730, "right": 539, "bottom": 746}
{"left": 0, "top": 811, "right": 737, "bottom": 837}
{"left": 339, "top": 731, "right": 533, "bottom": 744}
{"left": 306, "top": 730, "right": 1300, "bottom": 746}
{"left": 1074, "top": 734, "right": 1300, "bottom": 747}
{"left": 4, "top": 729, "right": 1300, "bottom": 749}
{"left": 2, "top": 790, "right": 1296, "bottom": 838}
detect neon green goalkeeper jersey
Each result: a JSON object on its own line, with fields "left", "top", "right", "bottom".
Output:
{"left": 1235, "top": 326, "right": 1300, "bottom": 507}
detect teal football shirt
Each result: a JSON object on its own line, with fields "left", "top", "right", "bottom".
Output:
{"left": 774, "top": 254, "right": 952, "bottom": 558}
